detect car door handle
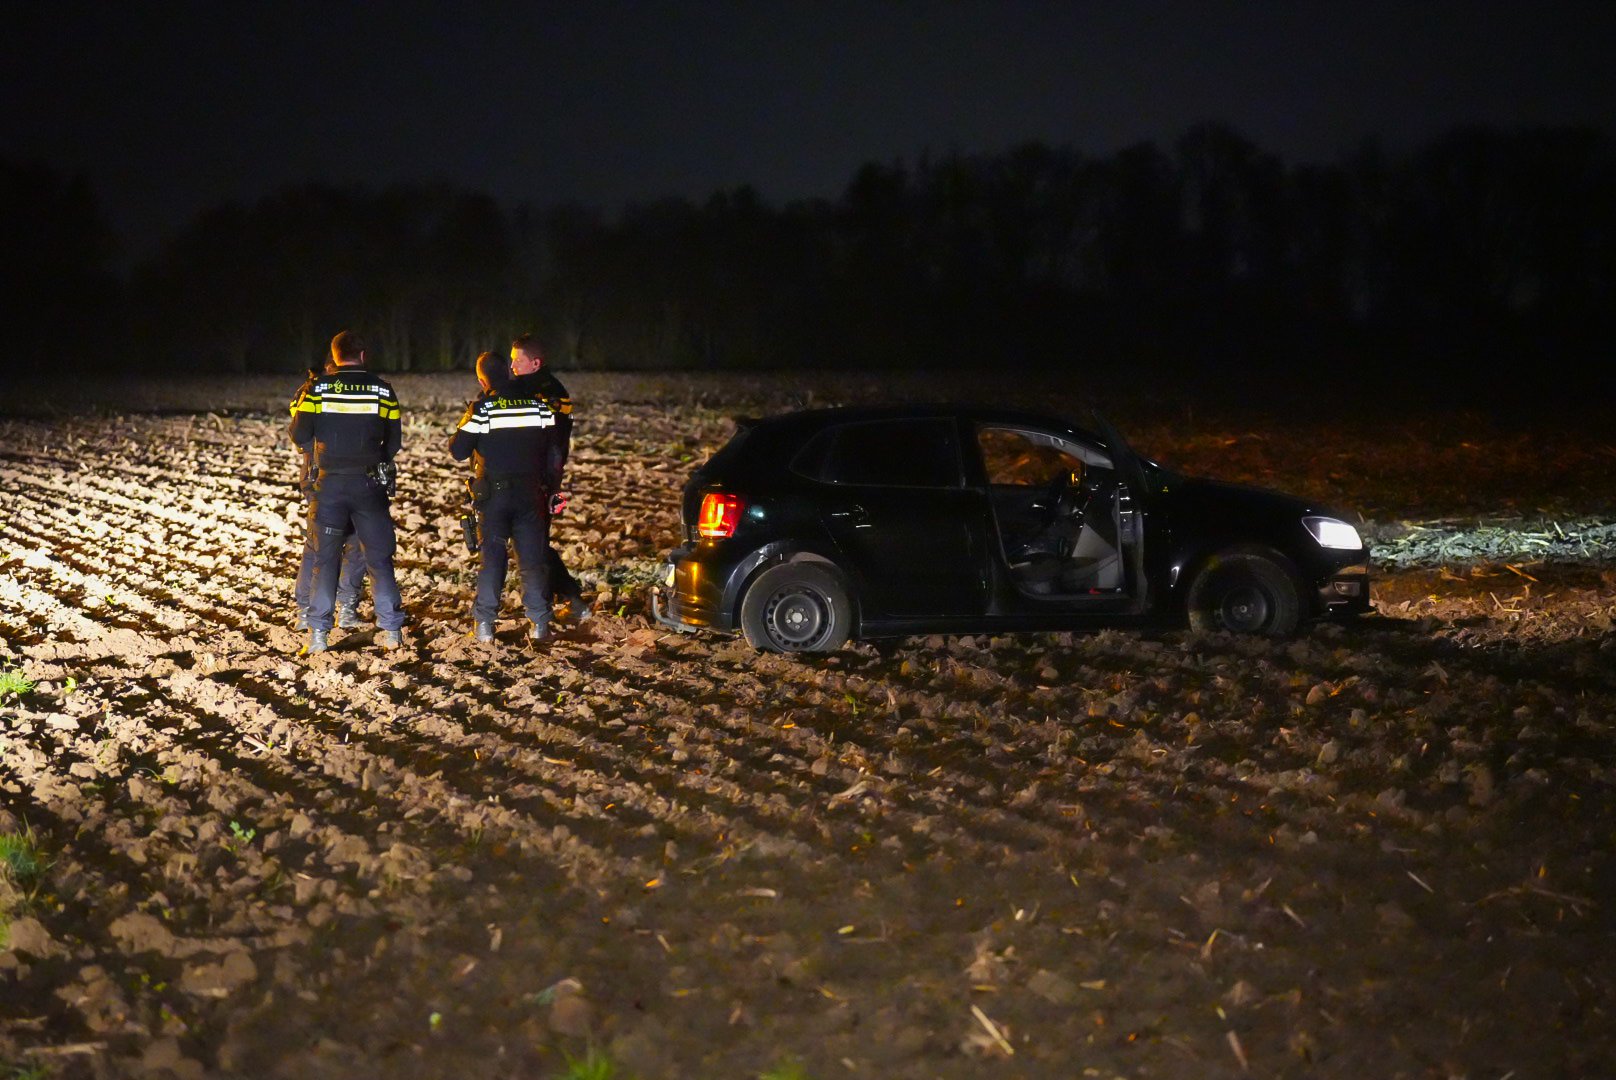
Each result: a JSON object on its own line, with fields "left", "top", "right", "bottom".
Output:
{"left": 829, "top": 504, "right": 871, "bottom": 528}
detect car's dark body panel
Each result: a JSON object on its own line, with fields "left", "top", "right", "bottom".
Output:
{"left": 654, "top": 404, "right": 1370, "bottom": 641}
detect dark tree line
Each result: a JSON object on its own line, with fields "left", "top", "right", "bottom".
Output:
{"left": 0, "top": 159, "right": 120, "bottom": 373}
{"left": 130, "top": 184, "right": 524, "bottom": 374}
{"left": 2, "top": 123, "right": 1612, "bottom": 385}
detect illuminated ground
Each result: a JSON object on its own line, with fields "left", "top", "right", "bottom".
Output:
{"left": 2, "top": 374, "right": 1613, "bottom": 1078}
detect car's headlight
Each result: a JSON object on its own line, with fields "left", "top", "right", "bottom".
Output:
{"left": 1304, "top": 516, "right": 1363, "bottom": 550}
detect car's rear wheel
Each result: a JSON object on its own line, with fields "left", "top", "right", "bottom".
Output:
{"left": 740, "top": 562, "right": 853, "bottom": 653}
{"left": 1187, "top": 549, "right": 1303, "bottom": 636}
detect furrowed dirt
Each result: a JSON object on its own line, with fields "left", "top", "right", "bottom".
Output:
{"left": 2, "top": 374, "right": 1614, "bottom": 1079}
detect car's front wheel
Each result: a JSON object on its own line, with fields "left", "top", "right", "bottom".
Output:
{"left": 1186, "top": 548, "right": 1303, "bottom": 636}
{"left": 740, "top": 562, "right": 853, "bottom": 653}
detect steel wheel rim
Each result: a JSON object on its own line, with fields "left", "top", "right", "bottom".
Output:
{"left": 1219, "top": 583, "right": 1271, "bottom": 633}
{"left": 764, "top": 585, "right": 829, "bottom": 649}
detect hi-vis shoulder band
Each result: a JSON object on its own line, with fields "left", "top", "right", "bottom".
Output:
{"left": 296, "top": 380, "right": 401, "bottom": 420}
{"left": 458, "top": 396, "right": 557, "bottom": 435}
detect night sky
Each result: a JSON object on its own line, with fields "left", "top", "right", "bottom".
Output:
{"left": 6, "top": 1, "right": 1615, "bottom": 261}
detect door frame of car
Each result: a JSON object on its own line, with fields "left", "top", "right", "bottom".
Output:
{"left": 953, "top": 410, "right": 1152, "bottom": 622}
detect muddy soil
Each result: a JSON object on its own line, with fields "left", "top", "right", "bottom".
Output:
{"left": 1, "top": 374, "right": 1613, "bottom": 1079}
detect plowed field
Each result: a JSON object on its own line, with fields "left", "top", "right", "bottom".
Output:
{"left": 2, "top": 374, "right": 1614, "bottom": 1079}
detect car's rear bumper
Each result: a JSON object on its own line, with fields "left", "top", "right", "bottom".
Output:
{"left": 649, "top": 585, "right": 702, "bottom": 633}
{"left": 651, "top": 543, "right": 739, "bottom": 632}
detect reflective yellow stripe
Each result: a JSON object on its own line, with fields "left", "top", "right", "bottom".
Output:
{"left": 296, "top": 398, "right": 321, "bottom": 413}
{"left": 323, "top": 400, "right": 380, "bottom": 415}
{"left": 488, "top": 413, "right": 556, "bottom": 430}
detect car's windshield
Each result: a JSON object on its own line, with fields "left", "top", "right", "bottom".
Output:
{"left": 1141, "top": 458, "right": 1180, "bottom": 488}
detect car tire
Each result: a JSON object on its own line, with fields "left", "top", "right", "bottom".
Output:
{"left": 1186, "top": 549, "right": 1303, "bottom": 636}
{"left": 740, "top": 562, "right": 853, "bottom": 653}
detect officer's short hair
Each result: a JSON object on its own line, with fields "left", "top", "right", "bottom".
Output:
{"left": 476, "top": 351, "right": 510, "bottom": 392}
{"left": 511, "top": 332, "right": 542, "bottom": 359}
{"left": 330, "top": 331, "right": 366, "bottom": 364}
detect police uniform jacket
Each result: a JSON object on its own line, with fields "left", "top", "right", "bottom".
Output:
{"left": 449, "top": 389, "right": 564, "bottom": 491}
{"left": 289, "top": 367, "right": 402, "bottom": 473}
{"left": 509, "top": 369, "right": 573, "bottom": 468}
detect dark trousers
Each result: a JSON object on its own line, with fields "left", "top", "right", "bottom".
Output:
{"left": 547, "top": 546, "right": 581, "bottom": 602}
{"left": 474, "top": 483, "right": 551, "bottom": 624}
{"left": 295, "top": 527, "right": 365, "bottom": 615}
{"left": 308, "top": 473, "right": 406, "bottom": 632}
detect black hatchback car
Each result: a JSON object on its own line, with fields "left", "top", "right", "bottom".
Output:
{"left": 651, "top": 405, "right": 1370, "bottom": 652}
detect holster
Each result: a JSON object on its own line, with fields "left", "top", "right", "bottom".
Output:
{"left": 369, "top": 461, "right": 398, "bottom": 499}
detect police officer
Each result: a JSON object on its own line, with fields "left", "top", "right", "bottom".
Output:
{"left": 508, "top": 333, "right": 572, "bottom": 454}
{"left": 505, "top": 334, "right": 589, "bottom": 619}
{"left": 289, "top": 331, "right": 407, "bottom": 654}
{"left": 290, "top": 361, "right": 367, "bottom": 631}
{"left": 451, "top": 351, "right": 565, "bottom": 643}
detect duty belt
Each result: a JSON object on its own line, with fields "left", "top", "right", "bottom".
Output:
{"left": 486, "top": 474, "right": 540, "bottom": 492}
{"left": 317, "top": 466, "right": 378, "bottom": 477}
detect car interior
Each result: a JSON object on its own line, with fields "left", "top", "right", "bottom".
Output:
{"left": 976, "top": 426, "right": 1125, "bottom": 596}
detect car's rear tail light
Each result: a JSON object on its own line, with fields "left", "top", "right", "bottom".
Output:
{"left": 697, "top": 493, "right": 744, "bottom": 538}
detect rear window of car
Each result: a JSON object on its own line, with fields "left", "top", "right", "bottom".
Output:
{"left": 794, "top": 419, "right": 963, "bottom": 488}
{"left": 701, "top": 424, "right": 755, "bottom": 473}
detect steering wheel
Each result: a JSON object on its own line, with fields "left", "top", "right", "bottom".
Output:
{"left": 1031, "top": 470, "right": 1082, "bottom": 524}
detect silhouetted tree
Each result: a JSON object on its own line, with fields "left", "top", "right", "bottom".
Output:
{"left": 131, "top": 183, "right": 520, "bottom": 372}
{"left": 0, "top": 158, "right": 118, "bottom": 377}
{"left": 106, "top": 123, "right": 1611, "bottom": 394}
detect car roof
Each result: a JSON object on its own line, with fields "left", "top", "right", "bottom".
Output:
{"left": 739, "top": 403, "right": 1110, "bottom": 446}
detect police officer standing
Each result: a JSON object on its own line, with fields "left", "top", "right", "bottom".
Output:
{"left": 451, "top": 350, "right": 565, "bottom": 643}
{"left": 289, "top": 331, "right": 408, "bottom": 654}
{"left": 506, "top": 334, "right": 589, "bottom": 619}
{"left": 508, "top": 333, "right": 572, "bottom": 455}
{"left": 290, "top": 361, "right": 367, "bottom": 631}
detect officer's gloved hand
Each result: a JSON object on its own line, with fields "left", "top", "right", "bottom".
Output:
{"left": 549, "top": 491, "right": 569, "bottom": 515}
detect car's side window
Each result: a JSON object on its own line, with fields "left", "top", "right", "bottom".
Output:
{"left": 978, "top": 427, "right": 1087, "bottom": 486}
{"left": 807, "top": 419, "right": 963, "bottom": 488}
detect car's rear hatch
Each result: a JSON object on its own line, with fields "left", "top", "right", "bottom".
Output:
{"left": 681, "top": 417, "right": 762, "bottom": 539}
